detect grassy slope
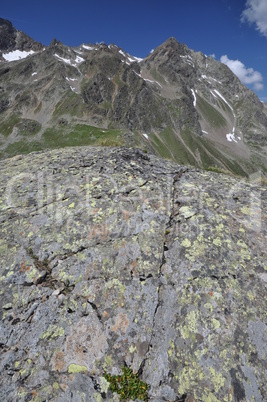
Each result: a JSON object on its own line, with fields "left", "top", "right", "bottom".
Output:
{"left": 0, "top": 121, "right": 124, "bottom": 159}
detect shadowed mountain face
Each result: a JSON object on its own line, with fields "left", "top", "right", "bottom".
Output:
{"left": 0, "top": 18, "right": 43, "bottom": 54}
{"left": 0, "top": 22, "right": 266, "bottom": 177}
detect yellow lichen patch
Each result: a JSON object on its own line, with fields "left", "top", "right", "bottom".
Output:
{"left": 216, "top": 223, "right": 224, "bottom": 232}
{"left": 213, "top": 237, "right": 222, "bottom": 247}
{"left": 58, "top": 271, "right": 75, "bottom": 284}
{"left": 186, "top": 310, "right": 199, "bottom": 333}
{"left": 19, "top": 368, "right": 27, "bottom": 376}
{"left": 179, "top": 206, "right": 196, "bottom": 219}
{"left": 93, "top": 393, "right": 103, "bottom": 402}
{"left": 103, "top": 355, "right": 113, "bottom": 371}
{"left": 40, "top": 325, "right": 65, "bottom": 339}
{"left": 181, "top": 238, "right": 191, "bottom": 248}
{"left": 209, "top": 367, "right": 225, "bottom": 393}
{"left": 168, "top": 339, "right": 176, "bottom": 358}
{"left": 202, "top": 392, "right": 221, "bottom": 402}
{"left": 205, "top": 197, "right": 216, "bottom": 207}
{"left": 18, "top": 387, "right": 28, "bottom": 398}
{"left": 204, "top": 303, "right": 213, "bottom": 314}
{"left": 67, "top": 364, "right": 87, "bottom": 374}
{"left": 178, "top": 361, "right": 204, "bottom": 395}
{"left": 25, "top": 266, "right": 39, "bottom": 281}
{"left": 211, "top": 318, "right": 220, "bottom": 330}
{"left": 247, "top": 291, "right": 254, "bottom": 301}
{"left": 100, "top": 376, "right": 110, "bottom": 393}
{"left": 106, "top": 278, "right": 126, "bottom": 295}
{"left": 241, "top": 206, "right": 250, "bottom": 215}
{"left": 129, "top": 345, "right": 136, "bottom": 353}
{"left": 181, "top": 310, "right": 200, "bottom": 339}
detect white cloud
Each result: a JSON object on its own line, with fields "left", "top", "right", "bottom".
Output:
{"left": 220, "top": 55, "right": 264, "bottom": 91}
{"left": 241, "top": 0, "right": 267, "bottom": 37}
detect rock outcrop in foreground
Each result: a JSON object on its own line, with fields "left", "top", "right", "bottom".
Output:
{"left": 0, "top": 147, "right": 266, "bottom": 401}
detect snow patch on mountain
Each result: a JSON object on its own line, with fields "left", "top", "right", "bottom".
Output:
{"left": 2, "top": 50, "right": 35, "bottom": 61}
{"left": 226, "top": 133, "right": 238, "bottom": 143}
{"left": 127, "top": 56, "right": 138, "bottom": 63}
{"left": 118, "top": 49, "right": 142, "bottom": 63}
{"left": 213, "top": 89, "right": 235, "bottom": 116}
{"left": 202, "top": 75, "right": 212, "bottom": 85}
{"left": 209, "top": 89, "right": 241, "bottom": 144}
{"left": 191, "top": 89, "right": 197, "bottom": 107}
{"left": 202, "top": 75, "right": 222, "bottom": 85}
{"left": 119, "top": 50, "right": 126, "bottom": 57}
{"left": 54, "top": 54, "right": 72, "bottom": 65}
{"left": 82, "top": 45, "right": 94, "bottom": 51}
{"left": 180, "top": 55, "right": 194, "bottom": 67}
{"left": 75, "top": 55, "right": 84, "bottom": 63}
{"left": 209, "top": 77, "right": 222, "bottom": 85}
{"left": 54, "top": 54, "right": 84, "bottom": 67}
{"left": 144, "top": 78, "right": 162, "bottom": 87}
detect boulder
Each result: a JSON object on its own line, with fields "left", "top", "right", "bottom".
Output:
{"left": 0, "top": 147, "right": 266, "bottom": 401}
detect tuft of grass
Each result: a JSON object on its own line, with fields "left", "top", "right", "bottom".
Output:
{"left": 104, "top": 366, "right": 150, "bottom": 401}
{"left": 206, "top": 166, "right": 232, "bottom": 175}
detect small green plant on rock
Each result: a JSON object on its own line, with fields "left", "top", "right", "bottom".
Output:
{"left": 104, "top": 366, "right": 150, "bottom": 401}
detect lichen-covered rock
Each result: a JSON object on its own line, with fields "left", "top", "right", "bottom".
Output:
{"left": 0, "top": 146, "right": 266, "bottom": 401}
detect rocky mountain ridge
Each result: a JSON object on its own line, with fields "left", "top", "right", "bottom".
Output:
{"left": 0, "top": 19, "right": 266, "bottom": 177}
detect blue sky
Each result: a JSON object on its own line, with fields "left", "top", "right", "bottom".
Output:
{"left": 2, "top": 0, "right": 267, "bottom": 101}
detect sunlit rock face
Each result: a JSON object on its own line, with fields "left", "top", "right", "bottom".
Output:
{"left": 0, "top": 146, "right": 266, "bottom": 401}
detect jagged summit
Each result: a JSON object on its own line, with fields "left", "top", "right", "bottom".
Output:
{"left": 155, "top": 36, "right": 189, "bottom": 52}
{"left": 0, "top": 19, "right": 266, "bottom": 177}
{"left": 0, "top": 18, "right": 16, "bottom": 51}
{"left": 0, "top": 18, "right": 43, "bottom": 57}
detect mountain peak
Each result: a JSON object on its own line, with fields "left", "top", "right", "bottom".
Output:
{"left": 159, "top": 36, "right": 188, "bottom": 52}
{"left": 0, "top": 17, "right": 13, "bottom": 28}
{"left": 162, "top": 36, "right": 179, "bottom": 46}
{"left": 147, "top": 36, "right": 190, "bottom": 63}
{"left": 0, "top": 18, "right": 43, "bottom": 55}
{"left": 0, "top": 18, "right": 17, "bottom": 52}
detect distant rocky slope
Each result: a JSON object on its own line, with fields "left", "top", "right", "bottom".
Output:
{"left": 0, "top": 20, "right": 266, "bottom": 176}
{"left": 0, "top": 146, "right": 266, "bottom": 401}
